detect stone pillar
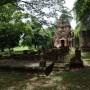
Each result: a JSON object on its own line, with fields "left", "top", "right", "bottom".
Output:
{"left": 39, "top": 52, "right": 46, "bottom": 67}
{"left": 69, "top": 48, "right": 84, "bottom": 69}
{"left": 75, "top": 48, "right": 81, "bottom": 60}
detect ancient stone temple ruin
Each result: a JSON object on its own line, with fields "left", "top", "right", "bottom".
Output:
{"left": 54, "top": 17, "right": 73, "bottom": 48}
{"left": 80, "top": 30, "right": 90, "bottom": 51}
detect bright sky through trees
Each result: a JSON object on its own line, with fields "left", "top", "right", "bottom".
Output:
{"left": 21, "top": 0, "right": 76, "bottom": 29}
{"left": 48, "top": 0, "right": 76, "bottom": 29}
{"left": 64, "top": 0, "right": 76, "bottom": 29}
{"left": 43, "top": 0, "right": 76, "bottom": 29}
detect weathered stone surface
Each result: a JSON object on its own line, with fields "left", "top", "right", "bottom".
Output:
{"left": 80, "top": 31, "right": 90, "bottom": 51}
{"left": 69, "top": 48, "right": 84, "bottom": 69}
{"left": 54, "top": 18, "right": 73, "bottom": 48}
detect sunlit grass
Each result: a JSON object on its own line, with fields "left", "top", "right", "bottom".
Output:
{"left": 0, "top": 67, "right": 90, "bottom": 90}
{"left": 60, "top": 68, "right": 90, "bottom": 90}
{"left": 0, "top": 72, "right": 27, "bottom": 90}
{"left": 0, "top": 50, "right": 90, "bottom": 90}
{"left": 82, "top": 52, "right": 90, "bottom": 59}
{"left": 82, "top": 52, "right": 90, "bottom": 64}
{"left": 13, "top": 46, "right": 29, "bottom": 51}
{"left": 28, "top": 69, "right": 90, "bottom": 90}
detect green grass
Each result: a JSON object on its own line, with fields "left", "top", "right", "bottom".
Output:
{"left": 82, "top": 52, "right": 90, "bottom": 59}
{"left": 60, "top": 68, "right": 90, "bottom": 90}
{"left": 13, "top": 46, "right": 38, "bottom": 52}
{"left": 0, "top": 51, "right": 90, "bottom": 90}
{"left": 1, "top": 68, "right": 90, "bottom": 90}
{"left": 82, "top": 52, "right": 90, "bottom": 64}
{"left": 0, "top": 46, "right": 38, "bottom": 56}
{"left": 13, "top": 46, "right": 29, "bottom": 51}
{"left": 0, "top": 72, "right": 28, "bottom": 90}
{"left": 28, "top": 68, "right": 90, "bottom": 90}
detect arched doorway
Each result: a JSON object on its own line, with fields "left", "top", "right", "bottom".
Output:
{"left": 61, "top": 40, "right": 65, "bottom": 47}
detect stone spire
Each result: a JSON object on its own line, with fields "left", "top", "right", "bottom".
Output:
{"left": 53, "top": 17, "right": 72, "bottom": 48}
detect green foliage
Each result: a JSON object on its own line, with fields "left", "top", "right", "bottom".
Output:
{"left": 0, "top": 3, "right": 25, "bottom": 51}
{"left": 74, "top": 0, "right": 90, "bottom": 25}
{"left": 0, "top": 0, "right": 17, "bottom": 6}
{"left": 22, "top": 16, "right": 56, "bottom": 49}
{"left": 74, "top": 0, "right": 90, "bottom": 46}
{"left": 0, "top": 3, "right": 16, "bottom": 22}
{"left": 22, "top": 23, "right": 55, "bottom": 49}
{"left": 0, "top": 23, "right": 23, "bottom": 51}
{"left": 60, "top": 9, "right": 73, "bottom": 21}
{"left": 22, "top": 17, "right": 42, "bottom": 48}
{"left": 44, "top": 26, "right": 56, "bottom": 48}
{"left": 74, "top": 24, "right": 80, "bottom": 37}
{"left": 74, "top": 23, "right": 82, "bottom": 48}
{"left": 0, "top": 2, "right": 57, "bottom": 52}
{"left": 19, "top": 0, "right": 65, "bottom": 19}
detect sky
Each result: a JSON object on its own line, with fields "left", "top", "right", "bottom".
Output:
{"left": 64, "top": 0, "right": 76, "bottom": 29}
{"left": 21, "top": 0, "right": 77, "bottom": 29}
{"left": 64, "top": 0, "right": 76, "bottom": 10}
{"left": 43, "top": 0, "right": 77, "bottom": 29}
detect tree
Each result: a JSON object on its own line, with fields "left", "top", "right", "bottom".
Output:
{"left": 0, "top": 3, "right": 26, "bottom": 51}
{"left": 21, "top": 16, "right": 56, "bottom": 49}
{"left": 0, "top": 23, "right": 23, "bottom": 52}
{"left": 60, "top": 9, "right": 72, "bottom": 21}
{"left": 21, "top": 16, "right": 42, "bottom": 48}
{"left": 17, "top": 0, "right": 65, "bottom": 25}
{"left": 74, "top": 0, "right": 90, "bottom": 49}
{"left": 0, "top": 0, "right": 71, "bottom": 52}
{"left": 44, "top": 25, "right": 57, "bottom": 48}
{"left": 74, "top": 0, "right": 90, "bottom": 27}
{"left": 0, "top": 0, "right": 17, "bottom": 6}
{"left": 0, "top": 0, "right": 68, "bottom": 26}
{"left": 31, "top": 17, "right": 56, "bottom": 49}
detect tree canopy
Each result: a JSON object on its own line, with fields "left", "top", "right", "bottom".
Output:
{"left": 0, "top": 3, "right": 25, "bottom": 51}
{"left": 74, "top": 0, "right": 90, "bottom": 27}
{"left": 0, "top": 0, "right": 72, "bottom": 52}
{"left": 0, "top": 0, "right": 17, "bottom": 5}
{"left": 19, "top": 0, "right": 66, "bottom": 25}
{"left": 0, "top": 0, "right": 66, "bottom": 25}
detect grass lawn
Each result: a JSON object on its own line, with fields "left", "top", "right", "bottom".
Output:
{"left": 0, "top": 68, "right": 90, "bottom": 90}
{"left": 0, "top": 72, "right": 28, "bottom": 90}
{"left": 0, "top": 51, "right": 90, "bottom": 90}
{"left": 28, "top": 68, "right": 90, "bottom": 90}
{"left": 82, "top": 52, "right": 90, "bottom": 64}
{"left": 13, "top": 46, "right": 29, "bottom": 51}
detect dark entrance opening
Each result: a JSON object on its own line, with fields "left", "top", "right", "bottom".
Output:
{"left": 61, "top": 40, "right": 65, "bottom": 47}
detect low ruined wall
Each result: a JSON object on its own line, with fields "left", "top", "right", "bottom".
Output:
{"left": 80, "top": 31, "right": 90, "bottom": 51}
{"left": 0, "top": 47, "right": 69, "bottom": 61}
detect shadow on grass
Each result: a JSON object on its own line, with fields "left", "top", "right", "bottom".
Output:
{"left": 25, "top": 67, "right": 90, "bottom": 90}
{"left": 0, "top": 67, "right": 90, "bottom": 90}
{"left": 58, "top": 66, "right": 90, "bottom": 90}
{"left": 82, "top": 52, "right": 90, "bottom": 59}
{"left": 0, "top": 72, "right": 28, "bottom": 90}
